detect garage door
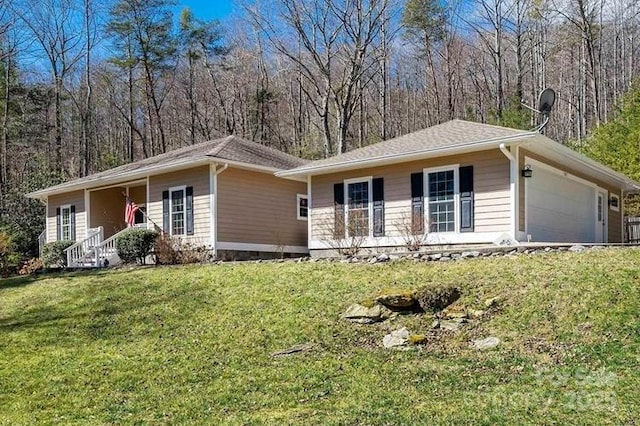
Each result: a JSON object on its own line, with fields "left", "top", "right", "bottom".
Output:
{"left": 526, "top": 166, "right": 596, "bottom": 243}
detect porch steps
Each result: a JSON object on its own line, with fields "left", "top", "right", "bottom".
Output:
{"left": 64, "top": 227, "right": 133, "bottom": 268}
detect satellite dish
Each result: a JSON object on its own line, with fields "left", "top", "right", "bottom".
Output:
{"left": 538, "top": 88, "right": 556, "bottom": 117}
{"left": 521, "top": 87, "right": 556, "bottom": 133}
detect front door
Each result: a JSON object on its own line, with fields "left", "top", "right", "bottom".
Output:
{"left": 595, "top": 190, "right": 607, "bottom": 243}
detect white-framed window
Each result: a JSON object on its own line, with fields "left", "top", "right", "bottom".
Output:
{"left": 425, "top": 165, "right": 459, "bottom": 233}
{"left": 609, "top": 193, "right": 620, "bottom": 212}
{"left": 169, "top": 186, "right": 186, "bottom": 236}
{"left": 345, "top": 177, "right": 373, "bottom": 237}
{"left": 134, "top": 204, "right": 147, "bottom": 226}
{"left": 60, "top": 204, "right": 73, "bottom": 241}
{"left": 297, "top": 194, "right": 308, "bottom": 220}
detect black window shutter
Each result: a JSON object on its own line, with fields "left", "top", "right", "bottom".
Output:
{"left": 459, "top": 166, "right": 474, "bottom": 232}
{"left": 410, "top": 172, "right": 424, "bottom": 234}
{"left": 333, "top": 183, "right": 345, "bottom": 239}
{"left": 56, "top": 207, "right": 61, "bottom": 240}
{"left": 186, "top": 186, "right": 194, "bottom": 236}
{"left": 162, "top": 190, "right": 170, "bottom": 234}
{"left": 372, "top": 178, "right": 385, "bottom": 237}
{"left": 70, "top": 205, "right": 76, "bottom": 241}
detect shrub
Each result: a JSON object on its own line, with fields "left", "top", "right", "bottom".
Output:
{"left": 0, "top": 231, "right": 21, "bottom": 277}
{"left": 41, "top": 241, "right": 74, "bottom": 268}
{"left": 154, "top": 234, "right": 212, "bottom": 265}
{"left": 19, "top": 258, "right": 44, "bottom": 275}
{"left": 116, "top": 229, "right": 159, "bottom": 265}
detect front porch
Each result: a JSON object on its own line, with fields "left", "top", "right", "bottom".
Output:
{"left": 66, "top": 181, "right": 149, "bottom": 268}
{"left": 89, "top": 182, "right": 148, "bottom": 239}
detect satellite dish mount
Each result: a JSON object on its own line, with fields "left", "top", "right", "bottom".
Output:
{"left": 521, "top": 88, "right": 556, "bottom": 133}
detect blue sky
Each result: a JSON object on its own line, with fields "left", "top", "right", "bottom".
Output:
{"left": 175, "top": 0, "right": 235, "bottom": 20}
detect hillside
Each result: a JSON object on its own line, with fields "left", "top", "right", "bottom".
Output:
{"left": 1, "top": 249, "right": 639, "bottom": 424}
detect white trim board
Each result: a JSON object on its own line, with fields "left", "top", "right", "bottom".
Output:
{"left": 307, "top": 175, "right": 312, "bottom": 250}
{"left": 85, "top": 179, "right": 148, "bottom": 193}
{"left": 216, "top": 242, "right": 309, "bottom": 254}
{"left": 209, "top": 164, "right": 216, "bottom": 248}
{"left": 84, "top": 189, "right": 90, "bottom": 239}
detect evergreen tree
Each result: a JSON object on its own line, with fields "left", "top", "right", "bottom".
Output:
{"left": 178, "top": 8, "right": 226, "bottom": 144}
{"left": 107, "top": 0, "right": 177, "bottom": 155}
{"left": 583, "top": 85, "right": 640, "bottom": 214}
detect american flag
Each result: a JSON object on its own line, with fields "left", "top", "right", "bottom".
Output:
{"left": 125, "top": 198, "right": 140, "bottom": 227}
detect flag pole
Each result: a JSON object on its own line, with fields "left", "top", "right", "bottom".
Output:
{"left": 122, "top": 192, "right": 163, "bottom": 232}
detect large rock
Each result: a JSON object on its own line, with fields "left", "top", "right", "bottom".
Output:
{"left": 461, "top": 251, "right": 481, "bottom": 259}
{"left": 341, "top": 303, "right": 391, "bottom": 324}
{"left": 382, "top": 327, "right": 410, "bottom": 349}
{"left": 375, "top": 292, "right": 416, "bottom": 309}
{"left": 415, "top": 285, "right": 461, "bottom": 312}
{"left": 472, "top": 336, "right": 500, "bottom": 350}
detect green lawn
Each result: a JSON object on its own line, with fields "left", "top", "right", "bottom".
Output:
{"left": 1, "top": 249, "right": 639, "bottom": 425}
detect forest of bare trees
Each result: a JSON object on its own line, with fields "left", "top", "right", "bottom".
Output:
{"left": 1, "top": 0, "right": 640, "bottom": 254}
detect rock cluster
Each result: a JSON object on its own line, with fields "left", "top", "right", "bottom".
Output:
{"left": 303, "top": 243, "right": 610, "bottom": 264}
{"left": 342, "top": 286, "right": 504, "bottom": 351}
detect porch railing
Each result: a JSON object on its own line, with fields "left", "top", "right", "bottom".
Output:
{"left": 93, "top": 228, "right": 131, "bottom": 267}
{"left": 624, "top": 216, "right": 640, "bottom": 244}
{"left": 64, "top": 227, "right": 103, "bottom": 267}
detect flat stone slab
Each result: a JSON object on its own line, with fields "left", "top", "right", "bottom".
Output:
{"left": 383, "top": 327, "right": 411, "bottom": 349}
{"left": 341, "top": 303, "right": 391, "bottom": 323}
{"left": 472, "top": 336, "right": 501, "bottom": 350}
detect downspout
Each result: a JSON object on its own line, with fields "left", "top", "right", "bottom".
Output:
{"left": 500, "top": 143, "right": 518, "bottom": 244}
{"left": 211, "top": 163, "right": 228, "bottom": 259}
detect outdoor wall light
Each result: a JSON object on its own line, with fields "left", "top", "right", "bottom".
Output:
{"left": 521, "top": 164, "right": 533, "bottom": 178}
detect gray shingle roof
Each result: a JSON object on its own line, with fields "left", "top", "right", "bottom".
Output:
{"left": 28, "top": 136, "right": 307, "bottom": 198}
{"left": 280, "top": 119, "right": 533, "bottom": 175}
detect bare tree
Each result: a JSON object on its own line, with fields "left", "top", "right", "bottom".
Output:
{"left": 248, "top": 0, "right": 393, "bottom": 156}
{"left": 15, "top": 0, "right": 84, "bottom": 174}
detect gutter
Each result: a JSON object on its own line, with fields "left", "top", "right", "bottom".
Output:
{"left": 277, "top": 132, "right": 538, "bottom": 178}
{"left": 532, "top": 137, "right": 640, "bottom": 192}
{"left": 27, "top": 155, "right": 300, "bottom": 200}
{"left": 27, "top": 158, "right": 213, "bottom": 200}
{"left": 211, "top": 163, "right": 229, "bottom": 259}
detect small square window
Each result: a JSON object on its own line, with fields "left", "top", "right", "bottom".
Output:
{"left": 610, "top": 194, "right": 620, "bottom": 212}
{"left": 297, "top": 194, "right": 308, "bottom": 220}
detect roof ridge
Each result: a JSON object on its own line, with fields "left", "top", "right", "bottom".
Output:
{"left": 208, "top": 135, "right": 235, "bottom": 157}
{"left": 450, "top": 118, "right": 530, "bottom": 133}
{"left": 209, "top": 135, "right": 308, "bottom": 165}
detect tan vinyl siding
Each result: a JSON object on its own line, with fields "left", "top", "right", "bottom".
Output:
{"left": 518, "top": 149, "right": 623, "bottom": 243}
{"left": 311, "top": 149, "right": 511, "bottom": 240}
{"left": 129, "top": 186, "right": 146, "bottom": 205}
{"left": 217, "top": 167, "right": 307, "bottom": 247}
{"left": 47, "top": 191, "right": 86, "bottom": 242}
{"left": 148, "top": 166, "right": 211, "bottom": 246}
{"left": 90, "top": 187, "right": 127, "bottom": 238}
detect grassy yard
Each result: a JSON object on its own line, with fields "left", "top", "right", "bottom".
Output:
{"left": 1, "top": 248, "right": 639, "bottom": 425}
